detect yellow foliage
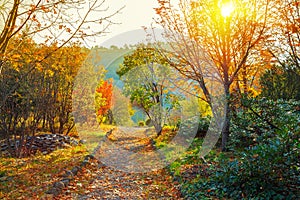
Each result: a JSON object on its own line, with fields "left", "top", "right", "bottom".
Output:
{"left": 0, "top": 146, "right": 88, "bottom": 199}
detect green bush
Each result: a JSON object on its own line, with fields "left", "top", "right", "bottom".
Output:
{"left": 213, "top": 137, "right": 298, "bottom": 199}
{"left": 138, "top": 121, "right": 145, "bottom": 127}
{"left": 196, "top": 116, "right": 210, "bottom": 138}
{"left": 229, "top": 97, "right": 300, "bottom": 149}
{"left": 179, "top": 98, "right": 300, "bottom": 199}
{"left": 260, "top": 65, "right": 300, "bottom": 100}
{"left": 145, "top": 118, "right": 152, "bottom": 126}
{"left": 181, "top": 135, "right": 299, "bottom": 199}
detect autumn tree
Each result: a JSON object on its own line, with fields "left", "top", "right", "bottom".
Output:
{"left": 0, "top": 37, "right": 46, "bottom": 157}
{"left": 0, "top": 0, "right": 122, "bottom": 114}
{"left": 0, "top": 0, "right": 122, "bottom": 59}
{"left": 0, "top": 37, "right": 87, "bottom": 157}
{"left": 0, "top": 0, "right": 121, "bottom": 157}
{"left": 266, "top": 0, "right": 300, "bottom": 68}
{"left": 95, "top": 79, "right": 113, "bottom": 124}
{"left": 44, "top": 44, "right": 88, "bottom": 135}
{"left": 72, "top": 49, "right": 106, "bottom": 127}
{"left": 154, "top": 0, "right": 273, "bottom": 151}
{"left": 259, "top": 0, "right": 300, "bottom": 101}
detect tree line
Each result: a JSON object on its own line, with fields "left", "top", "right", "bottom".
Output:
{"left": 0, "top": 0, "right": 120, "bottom": 157}
{"left": 1, "top": 0, "right": 300, "bottom": 156}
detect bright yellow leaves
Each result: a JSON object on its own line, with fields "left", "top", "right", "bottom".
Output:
{"left": 5, "top": 35, "right": 87, "bottom": 76}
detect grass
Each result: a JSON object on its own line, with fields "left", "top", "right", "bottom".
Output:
{"left": 154, "top": 126, "right": 178, "bottom": 148}
{"left": 0, "top": 125, "right": 115, "bottom": 199}
{"left": 75, "top": 124, "right": 115, "bottom": 151}
{"left": 0, "top": 145, "right": 89, "bottom": 199}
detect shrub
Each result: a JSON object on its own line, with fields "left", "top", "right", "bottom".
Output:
{"left": 181, "top": 134, "right": 299, "bottom": 199}
{"left": 179, "top": 98, "right": 300, "bottom": 199}
{"left": 138, "top": 121, "right": 145, "bottom": 127}
{"left": 214, "top": 136, "right": 298, "bottom": 199}
{"left": 260, "top": 65, "right": 300, "bottom": 101}
{"left": 229, "top": 97, "right": 300, "bottom": 149}
{"left": 195, "top": 117, "right": 210, "bottom": 138}
{"left": 145, "top": 118, "right": 152, "bottom": 126}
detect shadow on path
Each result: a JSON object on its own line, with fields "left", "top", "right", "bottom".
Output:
{"left": 57, "top": 127, "right": 182, "bottom": 199}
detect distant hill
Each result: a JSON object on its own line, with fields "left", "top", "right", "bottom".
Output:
{"left": 100, "top": 29, "right": 165, "bottom": 48}
{"left": 90, "top": 47, "right": 147, "bottom": 123}
{"left": 92, "top": 48, "right": 133, "bottom": 88}
{"left": 93, "top": 28, "right": 165, "bottom": 84}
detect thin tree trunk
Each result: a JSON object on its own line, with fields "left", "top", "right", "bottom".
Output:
{"left": 154, "top": 123, "right": 162, "bottom": 137}
{"left": 221, "top": 85, "right": 231, "bottom": 151}
{"left": 221, "top": 107, "right": 230, "bottom": 151}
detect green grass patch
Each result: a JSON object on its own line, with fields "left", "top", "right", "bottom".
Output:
{"left": 76, "top": 125, "right": 112, "bottom": 151}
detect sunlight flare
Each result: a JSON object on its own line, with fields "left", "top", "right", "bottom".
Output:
{"left": 221, "top": 2, "right": 235, "bottom": 17}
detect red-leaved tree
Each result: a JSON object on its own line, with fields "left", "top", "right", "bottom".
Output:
{"left": 95, "top": 79, "right": 113, "bottom": 123}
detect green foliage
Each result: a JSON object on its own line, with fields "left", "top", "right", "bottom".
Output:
{"left": 179, "top": 136, "right": 299, "bottom": 199}
{"left": 117, "top": 45, "right": 169, "bottom": 78}
{"left": 260, "top": 65, "right": 300, "bottom": 100}
{"left": 181, "top": 99, "right": 299, "bottom": 199}
{"left": 196, "top": 117, "right": 210, "bottom": 138}
{"left": 168, "top": 97, "right": 300, "bottom": 199}
{"left": 168, "top": 161, "right": 182, "bottom": 176}
{"left": 167, "top": 138, "right": 204, "bottom": 173}
{"left": 230, "top": 97, "right": 300, "bottom": 149}
{"left": 193, "top": 136, "right": 299, "bottom": 199}
{"left": 118, "top": 44, "right": 181, "bottom": 134}
{"left": 138, "top": 121, "right": 145, "bottom": 127}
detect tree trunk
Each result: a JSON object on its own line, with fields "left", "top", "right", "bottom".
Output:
{"left": 107, "top": 109, "right": 114, "bottom": 125}
{"left": 154, "top": 123, "right": 162, "bottom": 138}
{"left": 221, "top": 85, "right": 231, "bottom": 151}
{"left": 156, "top": 128, "right": 162, "bottom": 138}
{"left": 221, "top": 108, "right": 230, "bottom": 151}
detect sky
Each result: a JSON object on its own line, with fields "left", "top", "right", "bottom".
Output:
{"left": 93, "top": 0, "right": 160, "bottom": 47}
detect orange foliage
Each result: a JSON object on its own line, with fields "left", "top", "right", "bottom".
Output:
{"left": 95, "top": 80, "right": 113, "bottom": 116}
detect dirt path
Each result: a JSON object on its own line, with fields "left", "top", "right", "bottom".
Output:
{"left": 56, "top": 127, "right": 182, "bottom": 199}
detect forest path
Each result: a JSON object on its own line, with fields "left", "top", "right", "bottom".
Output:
{"left": 57, "top": 127, "right": 182, "bottom": 199}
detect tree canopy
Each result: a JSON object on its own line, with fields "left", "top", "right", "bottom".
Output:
{"left": 154, "top": 0, "right": 275, "bottom": 150}
{"left": 0, "top": 0, "right": 122, "bottom": 74}
{"left": 118, "top": 45, "right": 181, "bottom": 136}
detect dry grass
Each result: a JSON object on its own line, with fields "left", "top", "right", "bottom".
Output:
{"left": 0, "top": 145, "right": 88, "bottom": 199}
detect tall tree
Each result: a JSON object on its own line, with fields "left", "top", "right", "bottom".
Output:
{"left": 117, "top": 45, "right": 180, "bottom": 137}
{"left": 154, "top": 0, "right": 272, "bottom": 151}
{"left": 267, "top": 0, "right": 300, "bottom": 69}
{"left": 0, "top": 0, "right": 122, "bottom": 58}
{"left": 72, "top": 49, "right": 106, "bottom": 127}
